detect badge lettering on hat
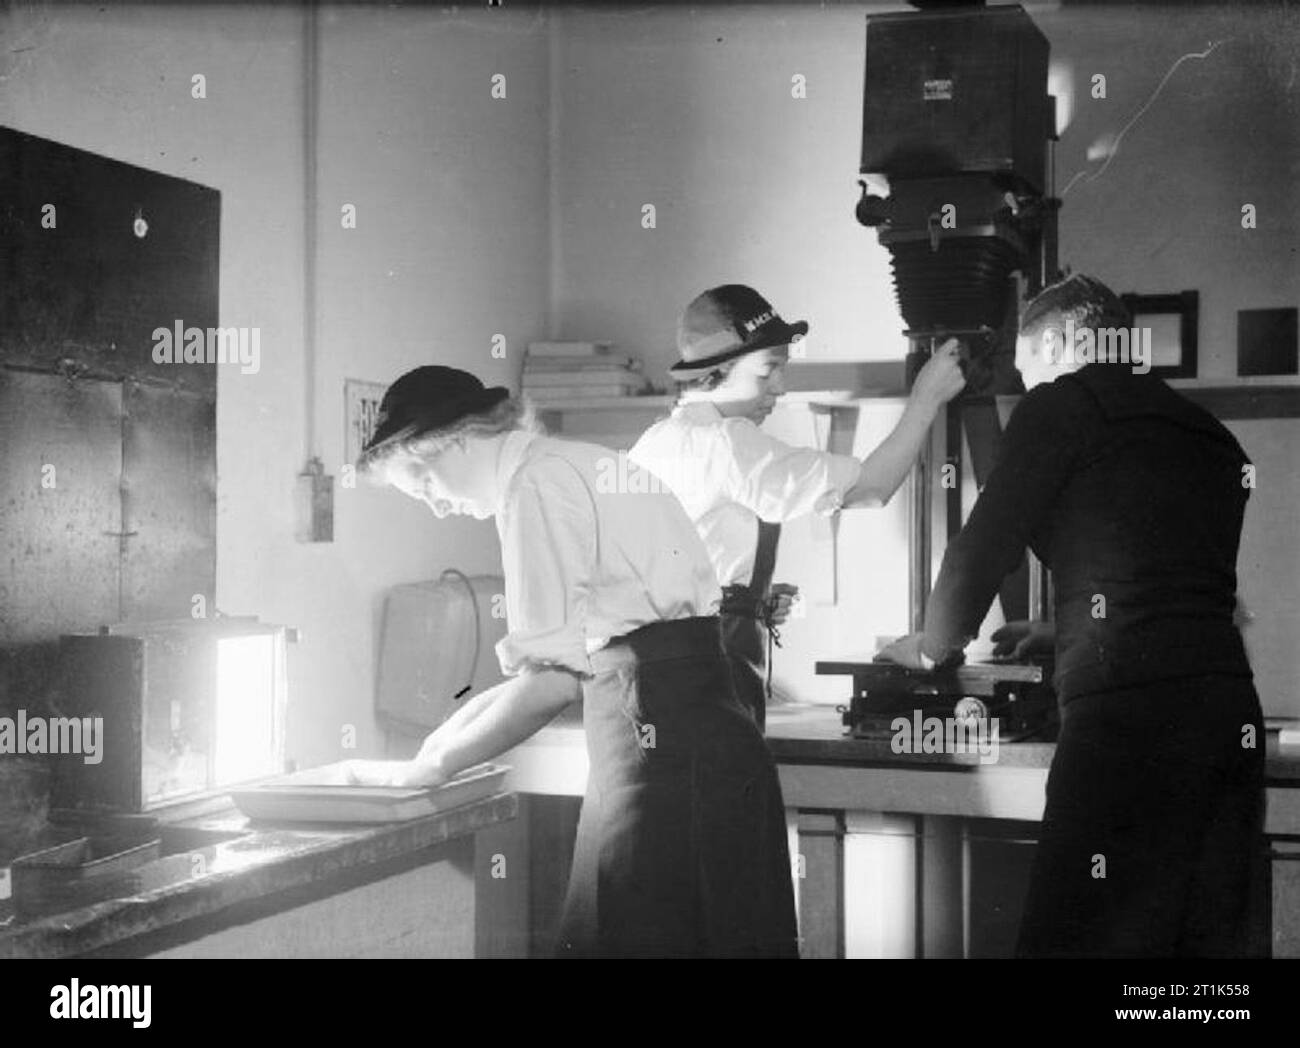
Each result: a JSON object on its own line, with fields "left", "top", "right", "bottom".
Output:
{"left": 668, "top": 284, "right": 809, "bottom": 377}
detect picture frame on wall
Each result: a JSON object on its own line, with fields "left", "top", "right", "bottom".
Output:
{"left": 1119, "top": 290, "right": 1199, "bottom": 379}
{"left": 344, "top": 379, "right": 388, "bottom": 463}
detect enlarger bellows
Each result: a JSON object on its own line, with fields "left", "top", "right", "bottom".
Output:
{"left": 888, "top": 237, "right": 1023, "bottom": 334}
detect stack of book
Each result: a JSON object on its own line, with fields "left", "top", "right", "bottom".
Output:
{"left": 522, "top": 341, "right": 651, "bottom": 403}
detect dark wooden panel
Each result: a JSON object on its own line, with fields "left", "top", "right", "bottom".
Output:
{"left": 0, "top": 129, "right": 220, "bottom": 635}
{"left": 0, "top": 127, "right": 220, "bottom": 394}
{"left": 120, "top": 383, "right": 216, "bottom": 622}
{"left": 0, "top": 369, "right": 122, "bottom": 644}
{"left": 797, "top": 811, "right": 844, "bottom": 958}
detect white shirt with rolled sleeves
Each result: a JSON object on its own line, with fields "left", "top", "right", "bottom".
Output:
{"left": 493, "top": 430, "right": 722, "bottom": 677}
{"left": 628, "top": 401, "right": 862, "bottom": 588}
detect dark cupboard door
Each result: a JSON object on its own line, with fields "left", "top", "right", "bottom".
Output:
{"left": 0, "top": 127, "right": 219, "bottom": 656}
{"left": 120, "top": 383, "right": 216, "bottom": 623}
{"left": 0, "top": 370, "right": 123, "bottom": 644}
{"left": 0, "top": 126, "right": 220, "bottom": 393}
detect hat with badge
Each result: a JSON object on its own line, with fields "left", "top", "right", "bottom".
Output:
{"left": 668, "top": 284, "right": 809, "bottom": 378}
{"left": 361, "top": 365, "right": 509, "bottom": 457}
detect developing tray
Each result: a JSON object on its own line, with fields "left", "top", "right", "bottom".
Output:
{"left": 228, "top": 761, "right": 508, "bottom": 824}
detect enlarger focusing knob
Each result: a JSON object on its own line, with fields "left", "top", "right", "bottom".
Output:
{"left": 954, "top": 697, "right": 988, "bottom": 724}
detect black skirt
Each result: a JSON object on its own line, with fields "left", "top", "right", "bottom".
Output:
{"left": 555, "top": 617, "right": 799, "bottom": 958}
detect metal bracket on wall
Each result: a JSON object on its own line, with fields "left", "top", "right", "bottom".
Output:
{"left": 102, "top": 530, "right": 140, "bottom": 556}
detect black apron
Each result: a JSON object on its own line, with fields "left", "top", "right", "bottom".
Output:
{"left": 720, "top": 520, "right": 781, "bottom": 731}
{"left": 555, "top": 616, "right": 798, "bottom": 958}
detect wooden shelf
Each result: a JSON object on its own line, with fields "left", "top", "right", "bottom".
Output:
{"left": 530, "top": 395, "right": 674, "bottom": 413}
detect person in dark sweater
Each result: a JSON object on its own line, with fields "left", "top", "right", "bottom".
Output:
{"left": 878, "top": 274, "right": 1264, "bottom": 957}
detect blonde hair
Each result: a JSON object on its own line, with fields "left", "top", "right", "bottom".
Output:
{"left": 357, "top": 395, "right": 540, "bottom": 477}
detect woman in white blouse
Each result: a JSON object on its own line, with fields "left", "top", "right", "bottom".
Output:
{"left": 629, "top": 285, "right": 965, "bottom": 729}
{"left": 355, "top": 365, "right": 798, "bottom": 958}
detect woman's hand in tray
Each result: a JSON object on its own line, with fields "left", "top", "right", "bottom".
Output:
{"left": 342, "top": 757, "right": 448, "bottom": 790}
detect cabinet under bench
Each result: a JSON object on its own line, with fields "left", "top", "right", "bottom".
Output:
{"left": 497, "top": 703, "right": 1300, "bottom": 958}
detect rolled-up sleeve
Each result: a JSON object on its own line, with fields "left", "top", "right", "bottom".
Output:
{"left": 495, "top": 460, "right": 598, "bottom": 677}
{"left": 720, "top": 419, "right": 861, "bottom": 522}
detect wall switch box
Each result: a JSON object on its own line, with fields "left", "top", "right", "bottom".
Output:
{"left": 296, "top": 457, "right": 334, "bottom": 543}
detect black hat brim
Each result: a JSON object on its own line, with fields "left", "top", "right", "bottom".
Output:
{"left": 668, "top": 319, "right": 809, "bottom": 378}
{"left": 360, "top": 385, "right": 510, "bottom": 456}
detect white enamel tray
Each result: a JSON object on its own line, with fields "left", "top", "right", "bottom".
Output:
{"left": 228, "top": 761, "right": 508, "bottom": 824}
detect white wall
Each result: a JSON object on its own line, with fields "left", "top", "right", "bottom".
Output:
{"left": 298, "top": 7, "right": 550, "bottom": 766}
{"left": 1038, "top": 4, "right": 1299, "bottom": 380}
{"left": 550, "top": 4, "right": 908, "bottom": 386}
{"left": 0, "top": 5, "right": 552, "bottom": 769}
{"left": 549, "top": 3, "right": 1298, "bottom": 382}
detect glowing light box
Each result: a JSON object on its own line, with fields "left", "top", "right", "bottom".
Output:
{"left": 52, "top": 618, "right": 288, "bottom": 813}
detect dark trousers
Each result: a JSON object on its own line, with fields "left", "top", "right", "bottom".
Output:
{"left": 1016, "top": 675, "right": 1265, "bottom": 958}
